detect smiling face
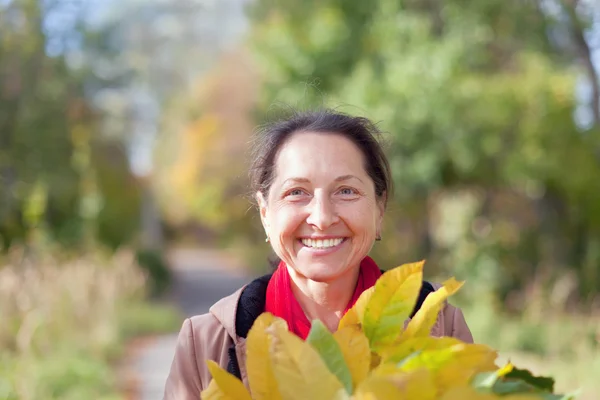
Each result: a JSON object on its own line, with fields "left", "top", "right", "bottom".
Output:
{"left": 257, "top": 131, "right": 385, "bottom": 283}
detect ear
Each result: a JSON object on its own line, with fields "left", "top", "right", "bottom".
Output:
{"left": 256, "top": 191, "right": 269, "bottom": 232}
{"left": 376, "top": 191, "right": 386, "bottom": 235}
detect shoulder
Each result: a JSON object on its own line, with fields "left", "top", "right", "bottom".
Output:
{"left": 429, "top": 282, "right": 474, "bottom": 343}
{"left": 187, "top": 313, "right": 228, "bottom": 337}
{"left": 164, "top": 314, "right": 232, "bottom": 399}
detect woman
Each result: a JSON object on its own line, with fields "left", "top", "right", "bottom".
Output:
{"left": 163, "top": 110, "right": 473, "bottom": 399}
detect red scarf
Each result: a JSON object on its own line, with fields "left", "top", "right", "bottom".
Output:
{"left": 264, "top": 256, "right": 382, "bottom": 339}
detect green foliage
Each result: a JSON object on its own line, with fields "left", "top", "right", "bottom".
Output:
{"left": 135, "top": 248, "right": 172, "bottom": 297}
{"left": 94, "top": 142, "right": 142, "bottom": 250}
{"left": 464, "top": 295, "right": 600, "bottom": 399}
{"left": 118, "top": 301, "right": 183, "bottom": 339}
{"left": 0, "top": 1, "right": 145, "bottom": 253}
{"left": 247, "top": 0, "right": 600, "bottom": 304}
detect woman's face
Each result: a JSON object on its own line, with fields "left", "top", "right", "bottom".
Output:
{"left": 258, "top": 131, "right": 385, "bottom": 283}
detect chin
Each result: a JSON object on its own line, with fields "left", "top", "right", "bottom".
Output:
{"left": 293, "top": 260, "right": 349, "bottom": 283}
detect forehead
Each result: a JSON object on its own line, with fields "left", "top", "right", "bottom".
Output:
{"left": 273, "top": 131, "right": 368, "bottom": 179}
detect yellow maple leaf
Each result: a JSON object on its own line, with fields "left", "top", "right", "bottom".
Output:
{"left": 246, "top": 313, "right": 285, "bottom": 400}
{"left": 201, "top": 360, "right": 252, "bottom": 400}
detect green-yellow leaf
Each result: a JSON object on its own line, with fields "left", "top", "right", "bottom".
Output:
{"left": 434, "top": 346, "right": 498, "bottom": 391}
{"left": 306, "top": 320, "right": 354, "bottom": 394}
{"left": 471, "top": 362, "right": 514, "bottom": 390}
{"left": 355, "top": 368, "right": 437, "bottom": 399}
{"left": 401, "top": 277, "right": 464, "bottom": 340}
{"left": 362, "top": 261, "right": 425, "bottom": 347}
{"left": 268, "top": 320, "right": 344, "bottom": 400}
{"left": 246, "top": 312, "right": 285, "bottom": 400}
{"left": 379, "top": 336, "right": 465, "bottom": 364}
{"left": 338, "top": 285, "right": 375, "bottom": 330}
{"left": 441, "top": 386, "right": 541, "bottom": 400}
{"left": 333, "top": 325, "right": 371, "bottom": 390}
{"left": 391, "top": 343, "right": 498, "bottom": 393}
{"left": 201, "top": 360, "right": 252, "bottom": 400}
{"left": 354, "top": 375, "right": 407, "bottom": 399}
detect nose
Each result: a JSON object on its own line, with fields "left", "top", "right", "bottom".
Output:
{"left": 306, "top": 193, "right": 339, "bottom": 230}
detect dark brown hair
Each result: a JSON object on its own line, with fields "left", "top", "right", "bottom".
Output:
{"left": 249, "top": 109, "right": 393, "bottom": 207}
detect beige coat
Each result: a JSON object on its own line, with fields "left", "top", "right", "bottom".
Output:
{"left": 163, "top": 283, "right": 473, "bottom": 400}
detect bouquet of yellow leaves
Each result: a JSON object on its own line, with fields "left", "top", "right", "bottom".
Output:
{"left": 202, "top": 261, "right": 578, "bottom": 399}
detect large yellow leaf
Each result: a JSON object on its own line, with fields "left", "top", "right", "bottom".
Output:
{"left": 333, "top": 325, "right": 371, "bottom": 389}
{"left": 267, "top": 321, "right": 345, "bottom": 400}
{"left": 307, "top": 320, "right": 353, "bottom": 394}
{"left": 246, "top": 313, "right": 285, "bottom": 400}
{"left": 440, "top": 386, "right": 541, "bottom": 400}
{"left": 401, "top": 277, "right": 464, "bottom": 340}
{"left": 201, "top": 379, "right": 228, "bottom": 400}
{"left": 338, "top": 285, "right": 375, "bottom": 330}
{"left": 362, "top": 261, "right": 425, "bottom": 348}
{"left": 379, "top": 336, "right": 465, "bottom": 364}
{"left": 355, "top": 369, "right": 436, "bottom": 399}
{"left": 201, "top": 360, "right": 252, "bottom": 400}
{"left": 353, "top": 375, "right": 406, "bottom": 399}
{"left": 390, "top": 343, "right": 498, "bottom": 393}
{"left": 434, "top": 345, "right": 499, "bottom": 391}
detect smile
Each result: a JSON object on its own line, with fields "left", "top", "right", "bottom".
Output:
{"left": 300, "top": 238, "right": 345, "bottom": 249}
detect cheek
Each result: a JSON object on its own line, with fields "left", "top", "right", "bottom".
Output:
{"left": 271, "top": 206, "right": 306, "bottom": 238}
{"left": 342, "top": 204, "right": 379, "bottom": 234}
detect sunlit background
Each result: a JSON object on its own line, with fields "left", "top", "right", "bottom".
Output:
{"left": 1, "top": 0, "right": 599, "bottom": 399}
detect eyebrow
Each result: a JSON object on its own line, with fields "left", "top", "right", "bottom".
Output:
{"left": 335, "top": 174, "right": 364, "bottom": 183}
{"left": 282, "top": 175, "right": 364, "bottom": 185}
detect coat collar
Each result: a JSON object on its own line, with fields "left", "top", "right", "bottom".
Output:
{"left": 209, "top": 286, "right": 245, "bottom": 342}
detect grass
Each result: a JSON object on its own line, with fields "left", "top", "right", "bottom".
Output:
{"left": 0, "top": 247, "right": 182, "bottom": 400}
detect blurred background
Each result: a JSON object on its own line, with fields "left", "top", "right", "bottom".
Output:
{"left": 1, "top": 0, "right": 599, "bottom": 399}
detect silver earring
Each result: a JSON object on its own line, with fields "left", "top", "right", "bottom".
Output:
{"left": 265, "top": 236, "right": 270, "bottom": 243}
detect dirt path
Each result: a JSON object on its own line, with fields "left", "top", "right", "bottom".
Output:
{"left": 128, "top": 248, "right": 251, "bottom": 400}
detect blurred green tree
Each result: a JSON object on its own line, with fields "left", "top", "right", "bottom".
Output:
{"left": 247, "top": 0, "right": 600, "bottom": 305}
{"left": 0, "top": 0, "right": 143, "bottom": 253}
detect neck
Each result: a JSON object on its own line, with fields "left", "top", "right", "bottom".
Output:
{"left": 286, "top": 265, "right": 360, "bottom": 332}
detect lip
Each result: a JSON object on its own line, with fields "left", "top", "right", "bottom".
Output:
{"left": 297, "top": 237, "right": 348, "bottom": 255}
{"left": 297, "top": 235, "right": 347, "bottom": 240}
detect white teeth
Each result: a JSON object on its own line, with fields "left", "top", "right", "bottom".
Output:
{"left": 301, "top": 238, "right": 344, "bottom": 249}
